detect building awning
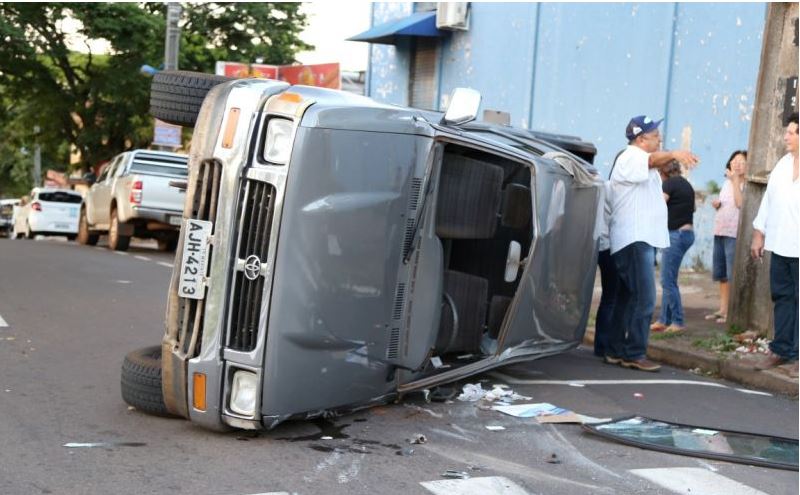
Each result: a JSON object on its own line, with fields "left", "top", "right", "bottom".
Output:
{"left": 348, "top": 11, "right": 444, "bottom": 45}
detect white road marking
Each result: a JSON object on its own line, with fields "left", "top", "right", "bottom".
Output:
{"left": 157, "top": 261, "right": 173, "bottom": 268}
{"left": 422, "top": 444, "right": 613, "bottom": 493}
{"left": 421, "top": 476, "right": 530, "bottom": 495}
{"left": 114, "top": 251, "right": 129, "bottom": 256}
{"left": 115, "top": 280, "right": 131, "bottom": 284}
{"left": 0, "top": 314, "right": 7, "bottom": 327}
{"left": 134, "top": 255, "right": 151, "bottom": 261}
{"left": 734, "top": 387, "right": 773, "bottom": 397}
{"left": 491, "top": 372, "right": 770, "bottom": 396}
{"left": 695, "top": 459, "right": 719, "bottom": 472}
{"left": 630, "top": 467, "right": 768, "bottom": 495}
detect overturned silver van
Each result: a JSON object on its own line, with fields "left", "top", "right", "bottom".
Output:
{"left": 121, "top": 71, "right": 603, "bottom": 431}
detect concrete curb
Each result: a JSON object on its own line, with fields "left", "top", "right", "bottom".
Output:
{"left": 585, "top": 332, "right": 799, "bottom": 396}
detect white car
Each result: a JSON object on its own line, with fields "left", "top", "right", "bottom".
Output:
{"left": 14, "top": 187, "right": 82, "bottom": 240}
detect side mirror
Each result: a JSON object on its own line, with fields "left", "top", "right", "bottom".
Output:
{"left": 442, "top": 88, "right": 481, "bottom": 126}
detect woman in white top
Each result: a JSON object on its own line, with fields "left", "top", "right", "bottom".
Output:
{"left": 707, "top": 150, "right": 747, "bottom": 323}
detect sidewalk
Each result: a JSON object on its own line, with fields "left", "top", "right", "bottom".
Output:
{"left": 584, "top": 269, "right": 799, "bottom": 397}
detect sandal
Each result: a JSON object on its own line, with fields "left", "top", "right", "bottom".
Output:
{"left": 715, "top": 316, "right": 727, "bottom": 324}
{"left": 665, "top": 324, "right": 686, "bottom": 334}
{"left": 704, "top": 312, "right": 724, "bottom": 320}
{"left": 650, "top": 322, "right": 667, "bottom": 332}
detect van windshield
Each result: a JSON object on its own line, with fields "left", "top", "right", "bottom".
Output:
{"left": 38, "top": 192, "right": 82, "bottom": 204}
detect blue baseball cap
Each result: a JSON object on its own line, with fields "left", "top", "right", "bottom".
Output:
{"left": 626, "top": 115, "right": 664, "bottom": 141}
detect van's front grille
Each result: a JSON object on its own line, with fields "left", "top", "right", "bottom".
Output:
{"left": 227, "top": 179, "right": 277, "bottom": 352}
{"left": 175, "top": 158, "right": 222, "bottom": 358}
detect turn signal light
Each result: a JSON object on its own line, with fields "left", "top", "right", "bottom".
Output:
{"left": 192, "top": 372, "right": 207, "bottom": 411}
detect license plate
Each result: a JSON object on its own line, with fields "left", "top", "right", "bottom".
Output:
{"left": 178, "top": 219, "right": 212, "bottom": 300}
{"left": 168, "top": 215, "right": 182, "bottom": 226}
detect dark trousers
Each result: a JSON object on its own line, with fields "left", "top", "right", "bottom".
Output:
{"left": 769, "top": 253, "right": 799, "bottom": 361}
{"left": 608, "top": 242, "right": 656, "bottom": 361}
{"left": 595, "top": 249, "right": 620, "bottom": 357}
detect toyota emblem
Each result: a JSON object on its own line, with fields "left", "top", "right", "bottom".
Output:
{"left": 243, "top": 255, "right": 262, "bottom": 280}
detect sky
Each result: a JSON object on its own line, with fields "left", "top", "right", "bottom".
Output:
{"left": 59, "top": 3, "right": 373, "bottom": 72}
{"left": 296, "top": 2, "right": 372, "bottom": 72}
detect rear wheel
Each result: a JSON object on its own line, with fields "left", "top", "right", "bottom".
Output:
{"left": 150, "top": 70, "right": 234, "bottom": 127}
{"left": 77, "top": 209, "right": 99, "bottom": 245}
{"left": 121, "top": 346, "right": 177, "bottom": 418}
{"left": 157, "top": 235, "right": 178, "bottom": 252}
{"left": 66, "top": 234, "right": 77, "bottom": 241}
{"left": 108, "top": 210, "right": 130, "bottom": 251}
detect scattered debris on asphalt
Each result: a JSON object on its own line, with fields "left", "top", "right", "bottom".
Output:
{"left": 545, "top": 453, "right": 562, "bottom": 464}
{"left": 63, "top": 442, "right": 146, "bottom": 448}
{"left": 395, "top": 447, "right": 415, "bottom": 456}
{"left": 441, "top": 470, "right": 471, "bottom": 479}
{"left": 403, "top": 404, "right": 443, "bottom": 419}
{"left": 633, "top": 393, "right": 644, "bottom": 399}
{"left": 485, "top": 425, "right": 506, "bottom": 431}
{"left": 408, "top": 433, "right": 427, "bottom": 444}
{"left": 456, "top": 383, "right": 530, "bottom": 403}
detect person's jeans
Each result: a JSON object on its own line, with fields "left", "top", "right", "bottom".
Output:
{"left": 769, "top": 253, "right": 799, "bottom": 361}
{"left": 608, "top": 242, "right": 656, "bottom": 361}
{"left": 595, "top": 249, "right": 620, "bottom": 357}
{"left": 658, "top": 229, "right": 695, "bottom": 326}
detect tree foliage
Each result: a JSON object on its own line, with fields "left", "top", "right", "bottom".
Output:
{"left": 0, "top": 2, "right": 311, "bottom": 197}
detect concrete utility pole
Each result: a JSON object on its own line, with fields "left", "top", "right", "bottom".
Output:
{"left": 32, "top": 125, "right": 41, "bottom": 188}
{"left": 729, "top": 3, "right": 798, "bottom": 335}
{"left": 164, "top": 3, "right": 182, "bottom": 71}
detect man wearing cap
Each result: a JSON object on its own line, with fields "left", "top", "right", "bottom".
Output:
{"left": 605, "top": 116, "right": 698, "bottom": 371}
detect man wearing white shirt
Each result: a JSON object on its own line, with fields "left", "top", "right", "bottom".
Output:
{"left": 605, "top": 115, "right": 698, "bottom": 371}
{"left": 752, "top": 112, "right": 799, "bottom": 371}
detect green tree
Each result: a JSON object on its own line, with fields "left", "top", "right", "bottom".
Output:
{"left": 0, "top": 3, "right": 311, "bottom": 195}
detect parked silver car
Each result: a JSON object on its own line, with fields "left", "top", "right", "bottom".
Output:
{"left": 121, "top": 71, "right": 603, "bottom": 431}
{"left": 80, "top": 150, "right": 188, "bottom": 251}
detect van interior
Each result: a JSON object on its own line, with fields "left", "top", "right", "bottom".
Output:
{"left": 428, "top": 143, "right": 534, "bottom": 372}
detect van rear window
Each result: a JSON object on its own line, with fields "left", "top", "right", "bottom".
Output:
{"left": 129, "top": 162, "right": 188, "bottom": 177}
{"left": 38, "top": 192, "right": 82, "bottom": 204}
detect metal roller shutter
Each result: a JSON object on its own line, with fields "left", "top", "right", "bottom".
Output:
{"left": 409, "top": 38, "right": 439, "bottom": 110}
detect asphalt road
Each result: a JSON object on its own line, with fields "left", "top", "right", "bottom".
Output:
{"left": 0, "top": 236, "right": 797, "bottom": 495}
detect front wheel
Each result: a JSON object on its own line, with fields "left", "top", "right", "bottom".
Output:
{"left": 108, "top": 211, "right": 130, "bottom": 251}
{"left": 121, "top": 346, "right": 177, "bottom": 418}
{"left": 77, "top": 209, "right": 99, "bottom": 246}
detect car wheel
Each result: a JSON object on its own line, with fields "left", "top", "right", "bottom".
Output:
{"left": 66, "top": 234, "right": 77, "bottom": 241}
{"left": 150, "top": 70, "right": 234, "bottom": 127}
{"left": 77, "top": 209, "right": 99, "bottom": 246}
{"left": 121, "top": 346, "right": 177, "bottom": 418}
{"left": 157, "top": 235, "right": 178, "bottom": 252}
{"left": 108, "top": 210, "right": 130, "bottom": 251}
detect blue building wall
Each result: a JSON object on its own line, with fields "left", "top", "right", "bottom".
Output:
{"left": 364, "top": 2, "right": 767, "bottom": 270}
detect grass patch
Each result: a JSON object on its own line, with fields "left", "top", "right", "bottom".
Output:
{"left": 692, "top": 333, "right": 738, "bottom": 353}
{"left": 651, "top": 331, "right": 683, "bottom": 341}
{"left": 726, "top": 323, "right": 745, "bottom": 336}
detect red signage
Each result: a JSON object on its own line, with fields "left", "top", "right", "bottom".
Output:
{"left": 215, "top": 61, "right": 340, "bottom": 89}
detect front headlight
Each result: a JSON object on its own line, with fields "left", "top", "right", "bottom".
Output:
{"left": 263, "top": 118, "right": 293, "bottom": 164}
{"left": 229, "top": 370, "right": 258, "bottom": 416}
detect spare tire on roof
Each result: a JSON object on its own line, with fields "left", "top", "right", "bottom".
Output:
{"left": 150, "top": 70, "right": 234, "bottom": 127}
